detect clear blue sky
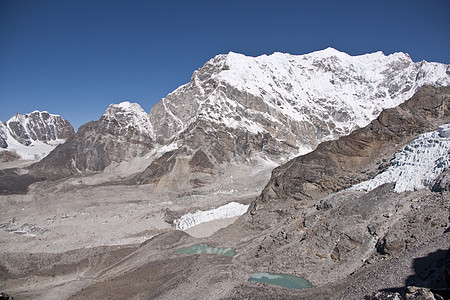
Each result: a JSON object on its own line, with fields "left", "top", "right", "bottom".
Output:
{"left": 1, "top": 0, "right": 449, "bottom": 130}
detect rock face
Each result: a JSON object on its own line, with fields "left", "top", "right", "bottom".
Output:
{"left": 253, "top": 85, "right": 450, "bottom": 211}
{"left": 0, "top": 111, "right": 74, "bottom": 161}
{"left": 28, "top": 49, "right": 450, "bottom": 192}
{"left": 0, "top": 124, "right": 8, "bottom": 149}
{"left": 432, "top": 168, "right": 450, "bottom": 192}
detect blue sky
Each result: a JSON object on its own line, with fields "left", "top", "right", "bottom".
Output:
{"left": 0, "top": 0, "right": 449, "bottom": 130}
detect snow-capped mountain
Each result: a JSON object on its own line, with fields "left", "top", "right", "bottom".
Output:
{"left": 0, "top": 111, "right": 74, "bottom": 161}
{"left": 128, "top": 48, "right": 450, "bottom": 165}
{"left": 149, "top": 48, "right": 449, "bottom": 151}
{"left": 31, "top": 49, "right": 450, "bottom": 193}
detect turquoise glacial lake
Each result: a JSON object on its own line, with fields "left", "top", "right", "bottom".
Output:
{"left": 174, "top": 243, "right": 236, "bottom": 257}
{"left": 248, "top": 272, "right": 313, "bottom": 289}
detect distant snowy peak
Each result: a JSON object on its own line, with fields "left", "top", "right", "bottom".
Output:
{"left": 6, "top": 111, "right": 74, "bottom": 145}
{"left": 0, "top": 110, "right": 74, "bottom": 161}
{"left": 102, "top": 101, "right": 154, "bottom": 137}
{"left": 351, "top": 124, "right": 450, "bottom": 193}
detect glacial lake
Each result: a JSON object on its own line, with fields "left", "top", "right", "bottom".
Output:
{"left": 248, "top": 272, "right": 313, "bottom": 289}
{"left": 174, "top": 243, "right": 236, "bottom": 257}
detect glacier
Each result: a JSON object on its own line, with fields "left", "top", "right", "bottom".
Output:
{"left": 173, "top": 202, "right": 249, "bottom": 230}
{"left": 351, "top": 124, "right": 450, "bottom": 193}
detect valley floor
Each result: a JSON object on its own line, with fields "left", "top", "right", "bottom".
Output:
{"left": 1, "top": 173, "right": 448, "bottom": 299}
{"left": 0, "top": 160, "right": 273, "bottom": 299}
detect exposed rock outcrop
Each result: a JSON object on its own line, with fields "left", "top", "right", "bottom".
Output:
{"left": 432, "top": 169, "right": 450, "bottom": 193}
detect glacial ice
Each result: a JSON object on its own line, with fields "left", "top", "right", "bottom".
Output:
{"left": 351, "top": 124, "right": 450, "bottom": 193}
{"left": 173, "top": 202, "right": 249, "bottom": 230}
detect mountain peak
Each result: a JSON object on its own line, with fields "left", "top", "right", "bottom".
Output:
{"left": 104, "top": 101, "right": 145, "bottom": 115}
{"left": 315, "top": 47, "right": 348, "bottom": 56}
{"left": 153, "top": 48, "right": 450, "bottom": 150}
{"left": 103, "top": 101, "right": 154, "bottom": 136}
{"left": 8, "top": 110, "right": 58, "bottom": 123}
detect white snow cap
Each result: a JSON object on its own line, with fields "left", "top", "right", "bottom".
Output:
{"left": 104, "top": 101, "right": 146, "bottom": 115}
{"left": 200, "top": 47, "right": 450, "bottom": 135}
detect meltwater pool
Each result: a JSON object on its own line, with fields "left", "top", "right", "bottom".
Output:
{"left": 174, "top": 243, "right": 236, "bottom": 257}
{"left": 248, "top": 272, "right": 312, "bottom": 289}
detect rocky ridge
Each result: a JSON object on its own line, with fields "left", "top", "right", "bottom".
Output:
{"left": 26, "top": 49, "right": 450, "bottom": 194}
{"left": 31, "top": 103, "right": 154, "bottom": 178}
